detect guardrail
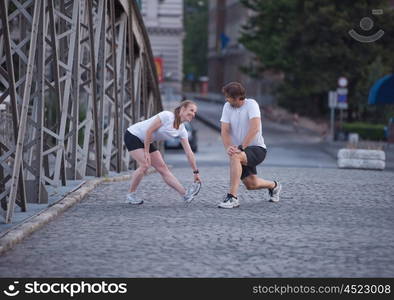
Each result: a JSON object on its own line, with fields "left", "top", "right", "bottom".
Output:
{"left": 0, "top": 0, "right": 162, "bottom": 223}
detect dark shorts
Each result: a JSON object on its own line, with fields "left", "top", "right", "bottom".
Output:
{"left": 241, "top": 146, "right": 267, "bottom": 179}
{"left": 124, "top": 131, "right": 158, "bottom": 153}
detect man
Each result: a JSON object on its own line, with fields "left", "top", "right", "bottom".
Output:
{"left": 219, "top": 82, "right": 281, "bottom": 208}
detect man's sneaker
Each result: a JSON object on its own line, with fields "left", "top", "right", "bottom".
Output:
{"left": 183, "top": 181, "right": 202, "bottom": 203}
{"left": 268, "top": 181, "right": 281, "bottom": 203}
{"left": 218, "top": 194, "right": 240, "bottom": 209}
{"left": 126, "top": 193, "right": 143, "bottom": 205}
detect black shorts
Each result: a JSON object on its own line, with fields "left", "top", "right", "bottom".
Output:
{"left": 241, "top": 146, "right": 267, "bottom": 179}
{"left": 124, "top": 131, "right": 158, "bottom": 153}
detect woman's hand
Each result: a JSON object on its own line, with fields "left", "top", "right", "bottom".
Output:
{"left": 194, "top": 173, "right": 201, "bottom": 183}
{"left": 144, "top": 151, "right": 151, "bottom": 167}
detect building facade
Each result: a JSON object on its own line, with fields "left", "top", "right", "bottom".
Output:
{"left": 207, "top": 0, "right": 277, "bottom": 104}
{"left": 140, "top": 0, "right": 184, "bottom": 93}
{"left": 208, "top": 0, "right": 394, "bottom": 105}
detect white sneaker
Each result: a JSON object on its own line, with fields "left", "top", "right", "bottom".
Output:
{"left": 126, "top": 192, "right": 143, "bottom": 205}
{"left": 218, "top": 194, "right": 240, "bottom": 209}
{"left": 183, "top": 181, "right": 202, "bottom": 203}
{"left": 268, "top": 181, "right": 281, "bottom": 202}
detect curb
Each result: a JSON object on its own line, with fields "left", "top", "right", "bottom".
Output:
{"left": 0, "top": 169, "right": 155, "bottom": 255}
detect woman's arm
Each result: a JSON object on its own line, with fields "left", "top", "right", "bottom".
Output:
{"left": 144, "top": 117, "right": 162, "bottom": 164}
{"left": 180, "top": 138, "right": 201, "bottom": 182}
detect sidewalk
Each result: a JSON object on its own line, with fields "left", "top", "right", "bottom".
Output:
{"left": 0, "top": 171, "right": 146, "bottom": 254}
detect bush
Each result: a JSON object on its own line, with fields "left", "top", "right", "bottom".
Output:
{"left": 342, "top": 122, "right": 386, "bottom": 141}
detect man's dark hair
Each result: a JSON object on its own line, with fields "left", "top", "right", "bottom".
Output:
{"left": 222, "top": 82, "right": 246, "bottom": 100}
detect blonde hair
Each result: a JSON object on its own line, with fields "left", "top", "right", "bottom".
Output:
{"left": 173, "top": 100, "right": 196, "bottom": 129}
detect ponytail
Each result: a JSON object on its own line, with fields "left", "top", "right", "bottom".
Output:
{"left": 173, "top": 100, "right": 196, "bottom": 129}
{"left": 173, "top": 106, "right": 182, "bottom": 129}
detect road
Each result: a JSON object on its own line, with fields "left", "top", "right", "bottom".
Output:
{"left": 0, "top": 118, "right": 393, "bottom": 277}
{"left": 166, "top": 110, "right": 336, "bottom": 170}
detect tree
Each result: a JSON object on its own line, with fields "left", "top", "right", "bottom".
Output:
{"left": 240, "top": 0, "right": 394, "bottom": 120}
{"left": 183, "top": 0, "right": 208, "bottom": 85}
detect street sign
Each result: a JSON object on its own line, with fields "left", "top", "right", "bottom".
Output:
{"left": 338, "top": 77, "right": 348, "bottom": 87}
{"left": 336, "top": 87, "right": 348, "bottom": 109}
{"left": 328, "top": 91, "right": 337, "bottom": 108}
{"left": 337, "top": 94, "right": 348, "bottom": 109}
{"left": 336, "top": 87, "right": 348, "bottom": 95}
{"left": 328, "top": 91, "right": 336, "bottom": 141}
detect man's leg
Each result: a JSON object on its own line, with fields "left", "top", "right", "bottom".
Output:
{"left": 243, "top": 174, "right": 281, "bottom": 202}
{"left": 242, "top": 175, "right": 275, "bottom": 190}
{"left": 218, "top": 152, "right": 248, "bottom": 208}
{"left": 229, "top": 152, "right": 248, "bottom": 197}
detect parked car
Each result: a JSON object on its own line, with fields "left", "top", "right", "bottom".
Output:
{"left": 164, "top": 122, "right": 198, "bottom": 152}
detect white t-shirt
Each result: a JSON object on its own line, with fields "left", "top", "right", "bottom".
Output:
{"left": 127, "top": 111, "right": 188, "bottom": 142}
{"left": 220, "top": 98, "right": 266, "bottom": 149}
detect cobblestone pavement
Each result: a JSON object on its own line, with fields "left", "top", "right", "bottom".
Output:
{"left": 0, "top": 165, "right": 393, "bottom": 277}
{"left": 1, "top": 116, "right": 393, "bottom": 277}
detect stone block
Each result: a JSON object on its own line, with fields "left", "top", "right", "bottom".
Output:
{"left": 337, "top": 149, "right": 385, "bottom": 170}
{"left": 337, "top": 149, "right": 385, "bottom": 160}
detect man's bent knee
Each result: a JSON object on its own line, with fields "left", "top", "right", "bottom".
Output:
{"left": 243, "top": 178, "right": 257, "bottom": 190}
{"left": 231, "top": 152, "right": 244, "bottom": 161}
{"left": 231, "top": 152, "right": 247, "bottom": 165}
{"left": 245, "top": 182, "right": 256, "bottom": 190}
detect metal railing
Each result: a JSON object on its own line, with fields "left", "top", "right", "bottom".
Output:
{"left": 0, "top": 0, "right": 162, "bottom": 223}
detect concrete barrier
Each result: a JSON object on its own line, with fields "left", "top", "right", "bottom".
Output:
{"left": 337, "top": 149, "right": 385, "bottom": 170}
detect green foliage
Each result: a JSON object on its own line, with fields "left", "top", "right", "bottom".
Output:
{"left": 343, "top": 122, "right": 386, "bottom": 141}
{"left": 183, "top": 0, "right": 208, "bottom": 80}
{"left": 240, "top": 0, "right": 394, "bottom": 120}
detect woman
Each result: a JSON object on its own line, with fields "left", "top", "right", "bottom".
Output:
{"left": 124, "top": 100, "right": 201, "bottom": 204}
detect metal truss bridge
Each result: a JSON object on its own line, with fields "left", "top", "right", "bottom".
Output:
{"left": 0, "top": 0, "right": 162, "bottom": 223}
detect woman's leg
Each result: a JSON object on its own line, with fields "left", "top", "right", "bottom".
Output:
{"left": 128, "top": 148, "right": 149, "bottom": 193}
{"left": 149, "top": 150, "right": 186, "bottom": 195}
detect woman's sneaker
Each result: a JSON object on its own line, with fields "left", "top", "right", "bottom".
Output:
{"left": 268, "top": 181, "right": 281, "bottom": 202}
{"left": 126, "top": 193, "right": 143, "bottom": 205}
{"left": 218, "top": 194, "right": 240, "bottom": 209}
{"left": 183, "top": 181, "right": 202, "bottom": 203}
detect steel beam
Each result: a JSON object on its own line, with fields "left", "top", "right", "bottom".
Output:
{"left": 1, "top": 0, "right": 163, "bottom": 223}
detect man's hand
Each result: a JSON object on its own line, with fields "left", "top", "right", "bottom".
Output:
{"left": 227, "top": 145, "right": 241, "bottom": 156}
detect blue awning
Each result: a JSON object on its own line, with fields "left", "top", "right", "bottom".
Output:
{"left": 368, "top": 74, "right": 394, "bottom": 105}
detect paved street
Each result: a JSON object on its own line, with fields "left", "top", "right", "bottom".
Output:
{"left": 0, "top": 119, "right": 393, "bottom": 277}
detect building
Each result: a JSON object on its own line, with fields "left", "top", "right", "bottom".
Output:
{"left": 140, "top": 0, "right": 184, "bottom": 94}
{"left": 208, "top": 0, "right": 394, "bottom": 105}
{"left": 207, "top": 0, "right": 277, "bottom": 105}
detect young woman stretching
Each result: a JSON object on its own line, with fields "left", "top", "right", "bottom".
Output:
{"left": 124, "top": 100, "right": 201, "bottom": 204}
